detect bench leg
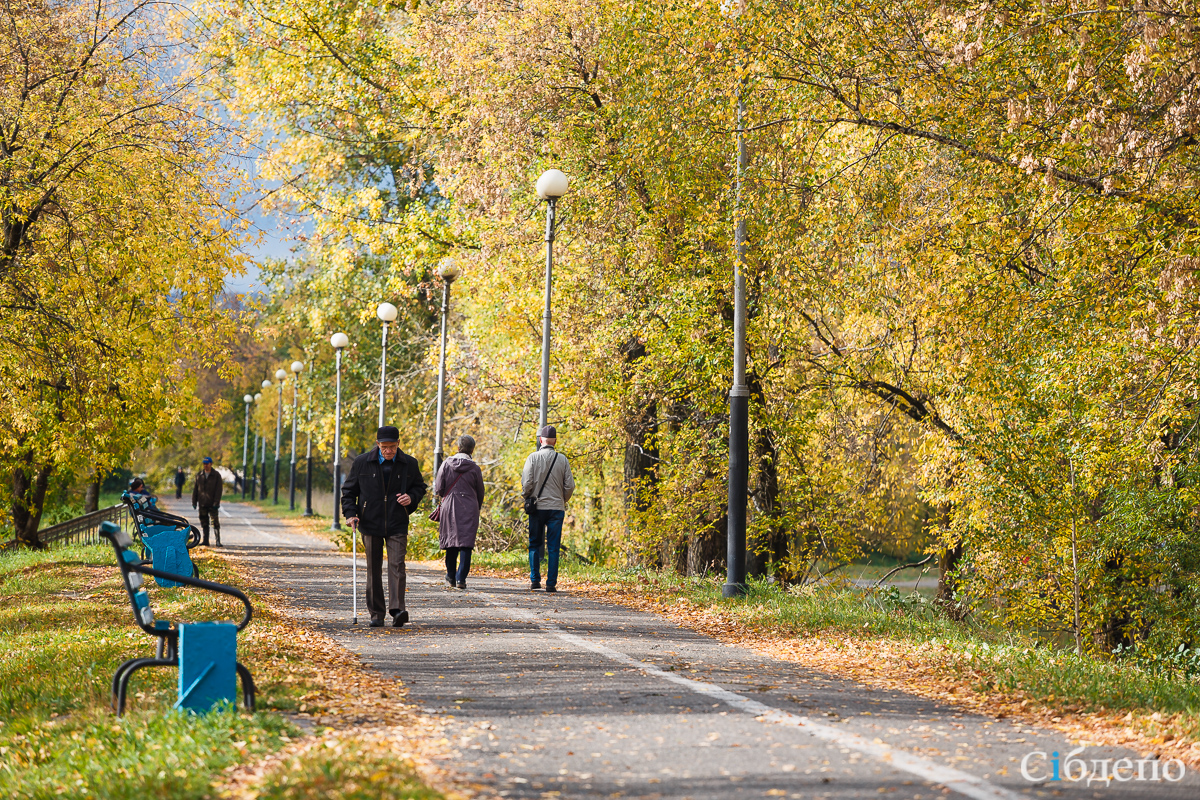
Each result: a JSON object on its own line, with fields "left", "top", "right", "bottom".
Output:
{"left": 111, "top": 660, "right": 135, "bottom": 709}
{"left": 114, "top": 657, "right": 176, "bottom": 716}
{"left": 111, "top": 653, "right": 166, "bottom": 710}
{"left": 236, "top": 662, "right": 256, "bottom": 712}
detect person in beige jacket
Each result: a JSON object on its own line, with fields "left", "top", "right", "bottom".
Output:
{"left": 521, "top": 425, "right": 575, "bottom": 592}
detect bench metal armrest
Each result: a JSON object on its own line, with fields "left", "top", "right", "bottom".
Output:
{"left": 127, "top": 562, "right": 253, "bottom": 631}
{"left": 133, "top": 506, "right": 202, "bottom": 549}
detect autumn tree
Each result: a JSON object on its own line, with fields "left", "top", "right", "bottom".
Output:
{"left": 1, "top": 0, "right": 248, "bottom": 545}
{"left": 208, "top": 0, "right": 1200, "bottom": 654}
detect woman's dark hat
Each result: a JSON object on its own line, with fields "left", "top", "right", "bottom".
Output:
{"left": 376, "top": 426, "right": 400, "bottom": 442}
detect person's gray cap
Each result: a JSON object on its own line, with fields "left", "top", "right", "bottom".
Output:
{"left": 538, "top": 425, "right": 557, "bottom": 439}
{"left": 376, "top": 426, "right": 400, "bottom": 442}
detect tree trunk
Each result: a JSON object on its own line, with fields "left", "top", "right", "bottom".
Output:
{"left": 1100, "top": 551, "right": 1135, "bottom": 652}
{"left": 660, "top": 533, "right": 687, "bottom": 575}
{"left": 620, "top": 338, "right": 660, "bottom": 568}
{"left": 935, "top": 498, "right": 967, "bottom": 619}
{"left": 746, "top": 369, "right": 786, "bottom": 579}
{"left": 83, "top": 478, "right": 100, "bottom": 514}
{"left": 621, "top": 340, "right": 658, "bottom": 521}
{"left": 748, "top": 421, "right": 786, "bottom": 579}
{"left": 12, "top": 454, "right": 52, "bottom": 548}
{"left": 687, "top": 515, "right": 725, "bottom": 577}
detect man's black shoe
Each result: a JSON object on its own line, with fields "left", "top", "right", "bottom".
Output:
{"left": 545, "top": 586, "right": 557, "bottom": 593}
{"left": 446, "top": 575, "right": 455, "bottom": 588}
{"left": 531, "top": 582, "right": 541, "bottom": 591}
{"left": 457, "top": 581, "right": 467, "bottom": 590}
{"left": 393, "top": 611, "right": 409, "bottom": 627}
{"left": 368, "top": 618, "right": 384, "bottom": 628}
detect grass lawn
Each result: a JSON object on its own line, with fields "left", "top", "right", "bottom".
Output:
{"left": 0, "top": 543, "right": 443, "bottom": 799}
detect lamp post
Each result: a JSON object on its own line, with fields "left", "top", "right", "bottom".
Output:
{"left": 535, "top": 169, "right": 568, "bottom": 430}
{"left": 433, "top": 258, "right": 462, "bottom": 477}
{"left": 241, "top": 394, "right": 253, "bottom": 498}
{"left": 288, "top": 360, "right": 303, "bottom": 510}
{"left": 259, "top": 381, "right": 271, "bottom": 500}
{"left": 273, "top": 368, "right": 286, "bottom": 504}
{"left": 330, "top": 332, "right": 349, "bottom": 531}
{"left": 330, "top": 332, "right": 355, "bottom": 625}
{"left": 376, "top": 303, "right": 398, "bottom": 427}
{"left": 252, "top": 392, "right": 263, "bottom": 499}
{"left": 723, "top": 92, "right": 750, "bottom": 599}
{"left": 304, "top": 392, "right": 314, "bottom": 517}
{"left": 259, "top": 431, "right": 268, "bottom": 499}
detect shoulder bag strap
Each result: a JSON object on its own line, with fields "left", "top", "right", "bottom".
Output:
{"left": 535, "top": 453, "right": 561, "bottom": 501}
{"left": 441, "top": 470, "right": 465, "bottom": 497}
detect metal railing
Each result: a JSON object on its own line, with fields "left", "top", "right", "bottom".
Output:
{"left": 0, "top": 504, "right": 131, "bottom": 551}
{"left": 40, "top": 504, "right": 130, "bottom": 547}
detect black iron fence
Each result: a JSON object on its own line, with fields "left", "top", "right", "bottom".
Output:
{"left": 1, "top": 504, "right": 131, "bottom": 551}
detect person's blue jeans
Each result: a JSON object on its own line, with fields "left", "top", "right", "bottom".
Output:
{"left": 445, "top": 547, "right": 472, "bottom": 584}
{"left": 528, "top": 509, "right": 565, "bottom": 588}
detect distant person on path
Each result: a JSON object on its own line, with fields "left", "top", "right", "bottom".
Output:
{"left": 341, "top": 426, "right": 427, "bottom": 628}
{"left": 192, "top": 457, "right": 223, "bottom": 547}
{"left": 173, "top": 467, "right": 186, "bottom": 499}
{"left": 522, "top": 425, "right": 575, "bottom": 593}
{"left": 434, "top": 435, "right": 486, "bottom": 590}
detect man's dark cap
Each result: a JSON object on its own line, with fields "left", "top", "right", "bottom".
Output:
{"left": 202, "top": 457, "right": 212, "bottom": 464}
{"left": 538, "top": 425, "right": 557, "bottom": 439}
{"left": 376, "top": 426, "right": 400, "bottom": 442}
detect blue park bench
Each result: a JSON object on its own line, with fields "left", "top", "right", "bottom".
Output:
{"left": 121, "top": 491, "right": 201, "bottom": 587}
{"left": 100, "top": 521, "right": 256, "bottom": 716}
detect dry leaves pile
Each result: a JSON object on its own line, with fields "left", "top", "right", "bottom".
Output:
{"left": 566, "top": 578, "right": 1200, "bottom": 770}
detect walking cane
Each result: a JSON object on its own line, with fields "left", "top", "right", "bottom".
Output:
{"left": 350, "top": 519, "right": 358, "bottom": 624}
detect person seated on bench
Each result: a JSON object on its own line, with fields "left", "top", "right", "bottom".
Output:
{"left": 122, "top": 489, "right": 200, "bottom": 585}
{"left": 128, "top": 477, "right": 155, "bottom": 499}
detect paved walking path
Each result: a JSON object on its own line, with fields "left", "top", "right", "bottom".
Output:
{"left": 164, "top": 499, "right": 1194, "bottom": 799}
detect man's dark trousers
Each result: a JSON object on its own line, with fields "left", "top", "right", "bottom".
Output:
{"left": 198, "top": 505, "right": 220, "bottom": 545}
{"left": 362, "top": 533, "right": 407, "bottom": 619}
{"left": 529, "top": 509, "right": 565, "bottom": 589}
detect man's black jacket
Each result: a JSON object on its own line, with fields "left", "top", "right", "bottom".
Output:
{"left": 192, "top": 469, "right": 223, "bottom": 507}
{"left": 340, "top": 447, "right": 427, "bottom": 537}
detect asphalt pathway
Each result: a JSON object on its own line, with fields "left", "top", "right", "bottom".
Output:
{"left": 162, "top": 499, "right": 1196, "bottom": 799}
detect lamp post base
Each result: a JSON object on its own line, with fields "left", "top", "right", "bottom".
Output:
{"left": 725, "top": 389, "right": 749, "bottom": 599}
{"left": 304, "top": 456, "right": 313, "bottom": 516}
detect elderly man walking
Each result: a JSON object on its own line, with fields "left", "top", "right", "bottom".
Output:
{"left": 192, "top": 457, "right": 223, "bottom": 547}
{"left": 342, "top": 426, "right": 427, "bottom": 627}
{"left": 522, "top": 425, "right": 575, "bottom": 592}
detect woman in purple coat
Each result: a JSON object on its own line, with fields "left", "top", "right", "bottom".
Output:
{"left": 434, "top": 435, "right": 486, "bottom": 589}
